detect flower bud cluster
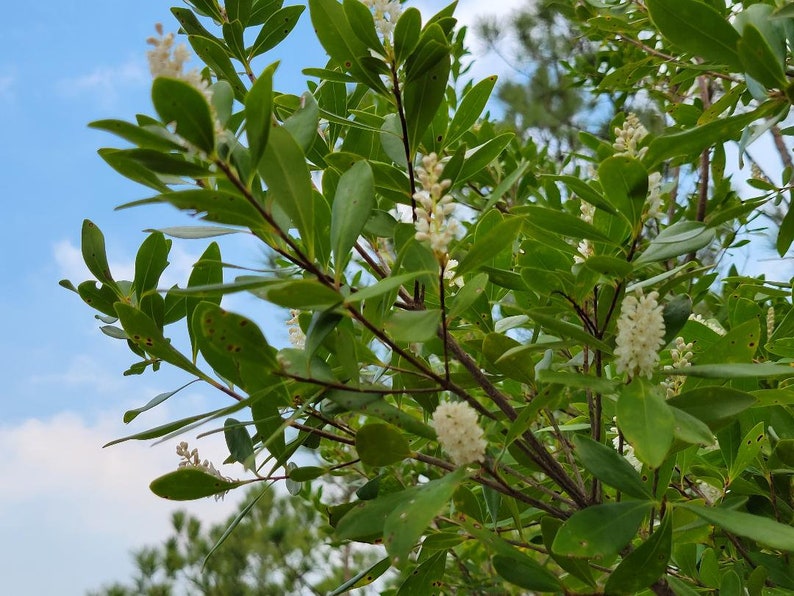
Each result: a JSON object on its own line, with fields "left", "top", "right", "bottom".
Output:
{"left": 287, "top": 309, "right": 305, "bottom": 349}
{"left": 661, "top": 336, "right": 694, "bottom": 398}
{"left": 614, "top": 290, "right": 666, "bottom": 379}
{"left": 613, "top": 113, "right": 648, "bottom": 159}
{"left": 361, "top": 0, "right": 402, "bottom": 40}
{"left": 610, "top": 427, "right": 642, "bottom": 471}
{"left": 176, "top": 441, "right": 227, "bottom": 481}
{"left": 688, "top": 313, "right": 726, "bottom": 336}
{"left": 147, "top": 24, "right": 211, "bottom": 101}
{"left": 430, "top": 401, "right": 487, "bottom": 466}
{"left": 767, "top": 306, "right": 775, "bottom": 339}
{"left": 414, "top": 153, "right": 460, "bottom": 258}
{"left": 574, "top": 201, "right": 595, "bottom": 264}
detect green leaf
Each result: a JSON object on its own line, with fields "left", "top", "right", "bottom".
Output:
{"left": 326, "top": 390, "right": 436, "bottom": 440}
{"left": 573, "top": 435, "right": 652, "bottom": 499}
{"left": 543, "top": 175, "right": 618, "bottom": 216}
{"left": 88, "top": 119, "right": 184, "bottom": 152}
{"left": 345, "top": 271, "right": 429, "bottom": 304}
{"left": 738, "top": 24, "right": 786, "bottom": 89}
{"left": 224, "top": 417, "right": 256, "bottom": 471}
{"left": 552, "top": 501, "right": 652, "bottom": 560}
{"left": 245, "top": 62, "right": 276, "bottom": 172}
{"left": 343, "top": 0, "right": 384, "bottom": 54}
{"left": 149, "top": 468, "right": 244, "bottom": 501}
{"left": 133, "top": 232, "right": 170, "bottom": 298}
{"left": 384, "top": 309, "right": 441, "bottom": 343}
{"left": 393, "top": 7, "right": 422, "bottom": 66}
{"left": 380, "top": 114, "right": 408, "bottom": 167}
{"left": 194, "top": 302, "right": 279, "bottom": 370}
{"left": 597, "top": 156, "right": 649, "bottom": 227}
{"left": 667, "top": 386, "right": 756, "bottom": 428}
{"left": 145, "top": 225, "right": 242, "bottom": 239}
{"left": 251, "top": 278, "right": 343, "bottom": 310}
{"left": 446, "top": 76, "right": 498, "bottom": 147}
{"left": 123, "top": 381, "right": 198, "bottom": 424}
{"left": 356, "top": 423, "right": 412, "bottom": 466}
{"left": 249, "top": 5, "right": 305, "bottom": 58}
{"left": 155, "top": 189, "right": 265, "bottom": 229}
{"left": 77, "top": 281, "right": 121, "bottom": 317}
{"left": 331, "top": 160, "right": 375, "bottom": 276}
{"left": 396, "top": 552, "right": 447, "bottom": 596}
{"left": 492, "top": 554, "right": 561, "bottom": 593}
{"left": 188, "top": 35, "right": 247, "bottom": 101}
{"left": 202, "top": 485, "right": 271, "bottom": 569}
{"left": 674, "top": 363, "right": 793, "bottom": 378}
{"left": 670, "top": 406, "right": 714, "bottom": 446}
{"left": 730, "top": 421, "right": 765, "bottom": 480}
{"left": 336, "top": 489, "right": 414, "bottom": 542}
{"left": 678, "top": 503, "right": 794, "bottom": 551}
{"left": 604, "top": 512, "right": 672, "bottom": 595}
{"left": 328, "top": 557, "right": 392, "bottom": 595}
{"left": 455, "top": 216, "right": 524, "bottom": 277}
{"left": 81, "top": 220, "right": 118, "bottom": 288}
{"left": 456, "top": 133, "right": 514, "bottom": 183}
{"left": 115, "top": 148, "right": 211, "bottom": 178}
{"left": 283, "top": 91, "right": 320, "bottom": 152}
{"left": 151, "top": 77, "right": 215, "bottom": 154}
{"left": 526, "top": 309, "right": 613, "bottom": 354}
{"left": 583, "top": 255, "right": 633, "bottom": 278}
{"left": 114, "top": 303, "right": 204, "bottom": 377}
{"left": 98, "top": 148, "right": 170, "bottom": 193}
{"left": 384, "top": 468, "right": 467, "bottom": 566}
{"left": 523, "top": 205, "right": 612, "bottom": 243}
{"left": 634, "top": 221, "right": 716, "bottom": 266}
{"left": 617, "top": 379, "right": 674, "bottom": 468}
{"left": 448, "top": 272, "right": 488, "bottom": 320}
{"left": 662, "top": 294, "right": 692, "bottom": 345}
{"left": 259, "top": 125, "right": 316, "bottom": 259}
{"left": 646, "top": 0, "right": 741, "bottom": 71}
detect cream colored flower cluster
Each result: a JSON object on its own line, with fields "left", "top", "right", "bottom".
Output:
{"left": 574, "top": 200, "right": 595, "bottom": 264}
{"left": 414, "top": 153, "right": 460, "bottom": 258}
{"left": 430, "top": 401, "right": 487, "bottom": 466}
{"left": 287, "top": 309, "right": 305, "bottom": 349}
{"left": 688, "top": 313, "right": 726, "bottom": 336}
{"left": 147, "top": 24, "right": 211, "bottom": 100}
{"left": 361, "top": 0, "right": 402, "bottom": 39}
{"left": 614, "top": 290, "right": 666, "bottom": 379}
{"left": 610, "top": 427, "right": 642, "bottom": 471}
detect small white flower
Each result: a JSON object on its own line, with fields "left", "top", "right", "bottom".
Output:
{"left": 287, "top": 309, "right": 305, "bottom": 349}
{"left": 661, "top": 336, "right": 694, "bottom": 398}
{"left": 767, "top": 306, "right": 775, "bottom": 339}
{"left": 443, "top": 259, "right": 465, "bottom": 288}
{"left": 610, "top": 428, "right": 642, "bottom": 472}
{"left": 147, "top": 24, "right": 211, "bottom": 101}
{"left": 431, "top": 401, "right": 487, "bottom": 466}
{"left": 645, "top": 172, "right": 664, "bottom": 221}
{"left": 614, "top": 290, "right": 666, "bottom": 379}
{"left": 613, "top": 113, "right": 648, "bottom": 159}
{"left": 361, "top": 0, "right": 402, "bottom": 41}
{"left": 176, "top": 441, "right": 231, "bottom": 486}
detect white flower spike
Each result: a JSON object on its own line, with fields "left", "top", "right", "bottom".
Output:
{"left": 614, "top": 290, "right": 666, "bottom": 380}
{"left": 431, "top": 400, "right": 487, "bottom": 466}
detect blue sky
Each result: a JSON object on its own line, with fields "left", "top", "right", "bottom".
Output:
{"left": 0, "top": 1, "right": 529, "bottom": 594}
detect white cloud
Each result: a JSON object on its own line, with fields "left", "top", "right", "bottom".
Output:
{"left": 0, "top": 410, "right": 245, "bottom": 595}
{"left": 56, "top": 58, "right": 148, "bottom": 108}
{"left": 0, "top": 73, "right": 14, "bottom": 100}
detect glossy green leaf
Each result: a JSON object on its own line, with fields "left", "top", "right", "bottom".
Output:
{"left": 667, "top": 386, "right": 756, "bottom": 428}
{"left": 194, "top": 302, "right": 278, "bottom": 371}
{"left": 393, "top": 7, "right": 422, "bottom": 66}
{"left": 326, "top": 391, "right": 436, "bottom": 440}
{"left": 492, "top": 554, "right": 561, "bottom": 593}
{"left": 456, "top": 133, "right": 514, "bottom": 183}
{"left": 674, "top": 363, "right": 793, "bottom": 378}
{"left": 77, "top": 281, "right": 121, "bottom": 317}
{"left": 539, "top": 517, "right": 596, "bottom": 586}
{"left": 446, "top": 76, "right": 497, "bottom": 146}
{"left": 730, "top": 421, "right": 765, "bottom": 480}
{"left": 336, "top": 488, "right": 413, "bottom": 542}
{"left": 81, "top": 220, "right": 118, "bottom": 288}
{"left": 151, "top": 77, "right": 215, "bottom": 154}
{"left": 662, "top": 294, "right": 692, "bottom": 345}
{"left": 283, "top": 91, "right": 320, "bottom": 152}
{"left": 356, "top": 423, "right": 412, "bottom": 466}
{"left": 543, "top": 175, "right": 618, "bottom": 216}
{"left": 331, "top": 160, "right": 375, "bottom": 276}
{"left": 455, "top": 216, "right": 524, "bottom": 277}
{"left": 259, "top": 125, "right": 316, "bottom": 259}
{"left": 738, "top": 24, "right": 786, "bottom": 89}
{"left": 523, "top": 205, "right": 612, "bottom": 242}
{"left": 552, "top": 501, "right": 652, "bottom": 559}
{"left": 249, "top": 5, "right": 305, "bottom": 58}
{"left": 396, "top": 552, "right": 446, "bottom": 596}
{"left": 114, "top": 303, "right": 204, "bottom": 377}
{"left": 384, "top": 468, "right": 467, "bottom": 566}
{"left": 448, "top": 272, "right": 488, "bottom": 320}
{"left": 597, "top": 156, "right": 648, "bottom": 226}
{"left": 224, "top": 417, "right": 256, "bottom": 471}
{"left": 646, "top": 0, "right": 741, "bottom": 71}
{"left": 156, "top": 189, "right": 265, "bottom": 229}
{"left": 188, "top": 35, "right": 247, "bottom": 101}
{"left": 149, "top": 467, "right": 245, "bottom": 501}
{"left": 133, "top": 232, "right": 170, "bottom": 298}
{"left": 245, "top": 62, "right": 276, "bottom": 172}
{"left": 343, "top": 0, "right": 384, "bottom": 53}
{"left": 252, "top": 279, "right": 342, "bottom": 310}
{"left": 604, "top": 512, "right": 672, "bottom": 595}
{"left": 670, "top": 406, "right": 714, "bottom": 446}
{"left": 679, "top": 503, "right": 794, "bottom": 551}
{"left": 617, "top": 379, "right": 674, "bottom": 468}
{"left": 634, "top": 221, "right": 716, "bottom": 265}
{"left": 380, "top": 114, "right": 408, "bottom": 167}
{"left": 526, "top": 310, "right": 613, "bottom": 354}
{"left": 115, "top": 148, "right": 211, "bottom": 178}
{"left": 185, "top": 0, "right": 223, "bottom": 21}
{"left": 88, "top": 119, "right": 184, "bottom": 152}
{"left": 573, "top": 435, "right": 652, "bottom": 499}
{"left": 583, "top": 255, "right": 633, "bottom": 277}
{"left": 384, "top": 309, "right": 441, "bottom": 343}
{"left": 98, "top": 148, "right": 170, "bottom": 193}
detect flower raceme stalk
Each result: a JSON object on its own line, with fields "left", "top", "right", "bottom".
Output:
{"left": 147, "top": 24, "right": 211, "bottom": 101}
{"left": 614, "top": 290, "right": 666, "bottom": 380}
{"left": 430, "top": 401, "right": 487, "bottom": 466}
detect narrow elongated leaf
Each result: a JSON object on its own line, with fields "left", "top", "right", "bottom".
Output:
{"left": 151, "top": 77, "right": 215, "bottom": 154}
{"left": 252, "top": 279, "right": 343, "bottom": 309}
{"left": 617, "top": 379, "right": 674, "bottom": 468}
{"left": 328, "top": 557, "right": 392, "bottom": 595}
{"left": 194, "top": 302, "right": 278, "bottom": 369}
{"left": 150, "top": 468, "right": 244, "bottom": 500}
{"left": 384, "top": 468, "right": 467, "bottom": 566}
{"left": 597, "top": 156, "right": 648, "bottom": 227}
{"left": 259, "top": 125, "right": 316, "bottom": 258}
{"left": 326, "top": 390, "right": 436, "bottom": 440}
{"left": 552, "top": 501, "right": 652, "bottom": 559}
{"left": 331, "top": 160, "right": 375, "bottom": 276}
{"left": 738, "top": 24, "right": 786, "bottom": 89}
{"left": 446, "top": 76, "right": 497, "bottom": 146}
{"left": 492, "top": 554, "right": 561, "bottom": 592}
{"left": 157, "top": 189, "right": 265, "bottom": 229}
{"left": 249, "top": 5, "right": 305, "bottom": 58}
{"left": 245, "top": 62, "right": 276, "bottom": 172}
{"left": 543, "top": 175, "right": 618, "bottom": 216}
{"left": 668, "top": 386, "right": 756, "bottom": 428}
{"left": 133, "top": 232, "right": 170, "bottom": 298}
{"left": 396, "top": 552, "right": 447, "bottom": 595}
{"left": 82, "top": 220, "right": 118, "bottom": 288}
{"left": 679, "top": 503, "right": 794, "bottom": 551}
{"left": 646, "top": 0, "right": 741, "bottom": 71}
{"left": 89, "top": 119, "right": 184, "bottom": 152}
{"left": 393, "top": 7, "right": 421, "bottom": 66}
{"left": 573, "top": 435, "right": 652, "bottom": 499}
{"left": 188, "top": 35, "right": 248, "bottom": 100}
{"left": 634, "top": 221, "right": 715, "bottom": 265}
{"left": 456, "top": 216, "right": 524, "bottom": 277}
{"left": 345, "top": 270, "right": 431, "bottom": 304}
{"left": 356, "top": 423, "right": 412, "bottom": 466}
{"left": 670, "top": 406, "right": 714, "bottom": 445}
{"left": 674, "top": 363, "right": 793, "bottom": 378}
{"left": 123, "top": 381, "right": 198, "bottom": 423}
{"left": 385, "top": 309, "right": 441, "bottom": 343}
{"left": 224, "top": 417, "right": 256, "bottom": 471}
{"left": 523, "top": 205, "right": 612, "bottom": 242}
{"left": 145, "top": 226, "right": 242, "bottom": 239}
{"left": 604, "top": 512, "right": 672, "bottom": 594}
{"left": 730, "top": 421, "right": 765, "bottom": 480}
{"left": 456, "top": 133, "right": 514, "bottom": 183}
